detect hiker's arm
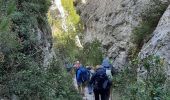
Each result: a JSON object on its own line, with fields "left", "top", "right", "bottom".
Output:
{"left": 76, "top": 70, "right": 81, "bottom": 82}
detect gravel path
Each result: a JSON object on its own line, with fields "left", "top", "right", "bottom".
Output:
{"left": 73, "top": 77, "right": 94, "bottom": 100}
{"left": 73, "top": 77, "right": 120, "bottom": 100}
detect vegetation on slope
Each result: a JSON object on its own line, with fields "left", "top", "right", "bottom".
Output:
{"left": 48, "top": 0, "right": 103, "bottom": 66}
{"left": 77, "top": 40, "right": 103, "bottom": 66}
{"left": 116, "top": 1, "right": 170, "bottom": 99}
{"left": 0, "top": 0, "right": 81, "bottom": 99}
{"left": 113, "top": 55, "right": 170, "bottom": 100}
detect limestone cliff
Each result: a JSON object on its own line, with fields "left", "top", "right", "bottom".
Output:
{"left": 75, "top": 0, "right": 169, "bottom": 69}
{"left": 139, "top": 5, "right": 170, "bottom": 75}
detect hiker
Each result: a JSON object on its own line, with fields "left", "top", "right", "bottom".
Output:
{"left": 101, "top": 57, "right": 116, "bottom": 100}
{"left": 86, "top": 66, "right": 95, "bottom": 94}
{"left": 89, "top": 65, "right": 112, "bottom": 100}
{"left": 64, "top": 61, "right": 73, "bottom": 72}
{"left": 102, "top": 57, "right": 117, "bottom": 76}
{"left": 74, "top": 60, "right": 81, "bottom": 69}
{"left": 75, "top": 62, "right": 90, "bottom": 95}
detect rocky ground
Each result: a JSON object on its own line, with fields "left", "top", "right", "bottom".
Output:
{"left": 73, "top": 77, "right": 121, "bottom": 100}
{"left": 73, "top": 77, "right": 94, "bottom": 100}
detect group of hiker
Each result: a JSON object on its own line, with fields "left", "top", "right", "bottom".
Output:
{"left": 65, "top": 57, "right": 116, "bottom": 100}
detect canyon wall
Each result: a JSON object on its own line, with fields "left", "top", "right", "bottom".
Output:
{"left": 75, "top": 0, "right": 170, "bottom": 69}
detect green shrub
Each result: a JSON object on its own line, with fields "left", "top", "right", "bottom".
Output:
{"left": 112, "top": 59, "right": 138, "bottom": 99}
{"left": 61, "top": 0, "right": 80, "bottom": 25}
{"left": 1, "top": 57, "right": 81, "bottom": 100}
{"left": 113, "top": 55, "right": 169, "bottom": 100}
{"left": 0, "top": 0, "right": 81, "bottom": 99}
{"left": 137, "top": 55, "right": 167, "bottom": 100}
{"left": 77, "top": 40, "right": 103, "bottom": 66}
{"left": 48, "top": 0, "right": 83, "bottom": 63}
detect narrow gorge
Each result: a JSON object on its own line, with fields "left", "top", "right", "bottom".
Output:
{"left": 1, "top": 0, "right": 170, "bottom": 100}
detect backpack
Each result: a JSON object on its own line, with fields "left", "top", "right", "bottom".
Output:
{"left": 77, "top": 67, "right": 90, "bottom": 83}
{"left": 94, "top": 68, "right": 111, "bottom": 90}
{"left": 106, "top": 69, "right": 113, "bottom": 80}
{"left": 102, "top": 64, "right": 113, "bottom": 80}
{"left": 104, "top": 64, "right": 117, "bottom": 78}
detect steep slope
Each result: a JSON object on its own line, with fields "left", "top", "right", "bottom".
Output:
{"left": 139, "top": 5, "right": 170, "bottom": 75}
{"left": 75, "top": 0, "right": 169, "bottom": 69}
{"left": 0, "top": 0, "right": 53, "bottom": 99}
{"left": 0, "top": 0, "right": 81, "bottom": 100}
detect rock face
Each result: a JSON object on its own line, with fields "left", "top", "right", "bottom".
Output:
{"left": 75, "top": 0, "right": 170, "bottom": 69}
{"left": 139, "top": 5, "right": 170, "bottom": 75}
{"left": 37, "top": 28, "right": 55, "bottom": 68}
{"left": 75, "top": 0, "right": 155, "bottom": 69}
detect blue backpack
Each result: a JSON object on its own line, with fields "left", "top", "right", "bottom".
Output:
{"left": 77, "top": 67, "right": 90, "bottom": 82}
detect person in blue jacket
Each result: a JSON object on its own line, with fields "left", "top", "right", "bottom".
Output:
{"left": 75, "top": 63, "right": 90, "bottom": 95}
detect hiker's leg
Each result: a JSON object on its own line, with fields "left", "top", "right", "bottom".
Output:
{"left": 110, "top": 87, "right": 113, "bottom": 100}
{"left": 88, "top": 84, "right": 93, "bottom": 94}
{"left": 100, "top": 90, "right": 106, "bottom": 100}
{"left": 94, "top": 89, "right": 100, "bottom": 100}
{"left": 105, "top": 89, "right": 110, "bottom": 100}
{"left": 78, "top": 85, "right": 81, "bottom": 94}
{"left": 77, "top": 82, "right": 81, "bottom": 94}
{"left": 82, "top": 82, "right": 86, "bottom": 95}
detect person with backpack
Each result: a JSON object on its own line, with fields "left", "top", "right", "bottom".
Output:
{"left": 89, "top": 65, "right": 112, "bottom": 100}
{"left": 86, "top": 66, "right": 95, "bottom": 94}
{"left": 101, "top": 57, "right": 117, "bottom": 100}
{"left": 64, "top": 61, "right": 73, "bottom": 72}
{"left": 75, "top": 63, "right": 90, "bottom": 95}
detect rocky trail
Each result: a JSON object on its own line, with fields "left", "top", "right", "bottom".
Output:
{"left": 73, "top": 77, "right": 121, "bottom": 100}
{"left": 73, "top": 77, "right": 94, "bottom": 100}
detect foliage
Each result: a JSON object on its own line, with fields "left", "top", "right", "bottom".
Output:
{"left": 112, "top": 59, "right": 138, "bottom": 99}
{"left": 1, "top": 57, "right": 81, "bottom": 100}
{"left": 47, "top": 59, "right": 82, "bottom": 100}
{"left": 136, "top": 56, "right": 167, "bottom": 100}
{"left": 61, "top": 0, "right": 80, "bottom": 25}
{"left": 48, "top": 0, "right": 82, "bottom": 62}
{"left": 0, "top": 0, "right": 81, "bottom": 99}
{"left": 113, "top": 55, "right": 169, "bottom": 100}
{"left": 132, "top": 2, "right": 169, "bottom": 53}
{"left": 49, "top": 0, "right": 103, "bottom": 67}
{"left": 126, "top": 4, "right": 170, "bottom": 99}
{"left": 77, "top": 40, "right": 103, "bottom": 66}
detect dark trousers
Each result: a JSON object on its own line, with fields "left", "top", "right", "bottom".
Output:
{"left": 105, "top": 89, "right": 110, "bottom": 100}
{"left": 94, "top": 89, "right": 109, "bottom": 100}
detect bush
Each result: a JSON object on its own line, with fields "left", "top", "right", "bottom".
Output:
{"left": 48, "top": 0, "right": 83, "bottom": 63}
{"left": 113, "top": 55, "right": 169, "bottom": 100}
{"left": 77, "top": 40, "right": 103, "bottom": 66}
{"left": 0, "top": 0, "right": 81, "bottom": 99}
{"left": 1, "top": 57, "right": 81, "bottom": 99}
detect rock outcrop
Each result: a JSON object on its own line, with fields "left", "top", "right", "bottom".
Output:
{"left": 75, "top": 0, "right": 169, "bottom": 69}
{"left": 37, "top": 28, "right": 55, "bottom": 68}
{"left": 139, "top": 5, "right": 170, "bottom": 75}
